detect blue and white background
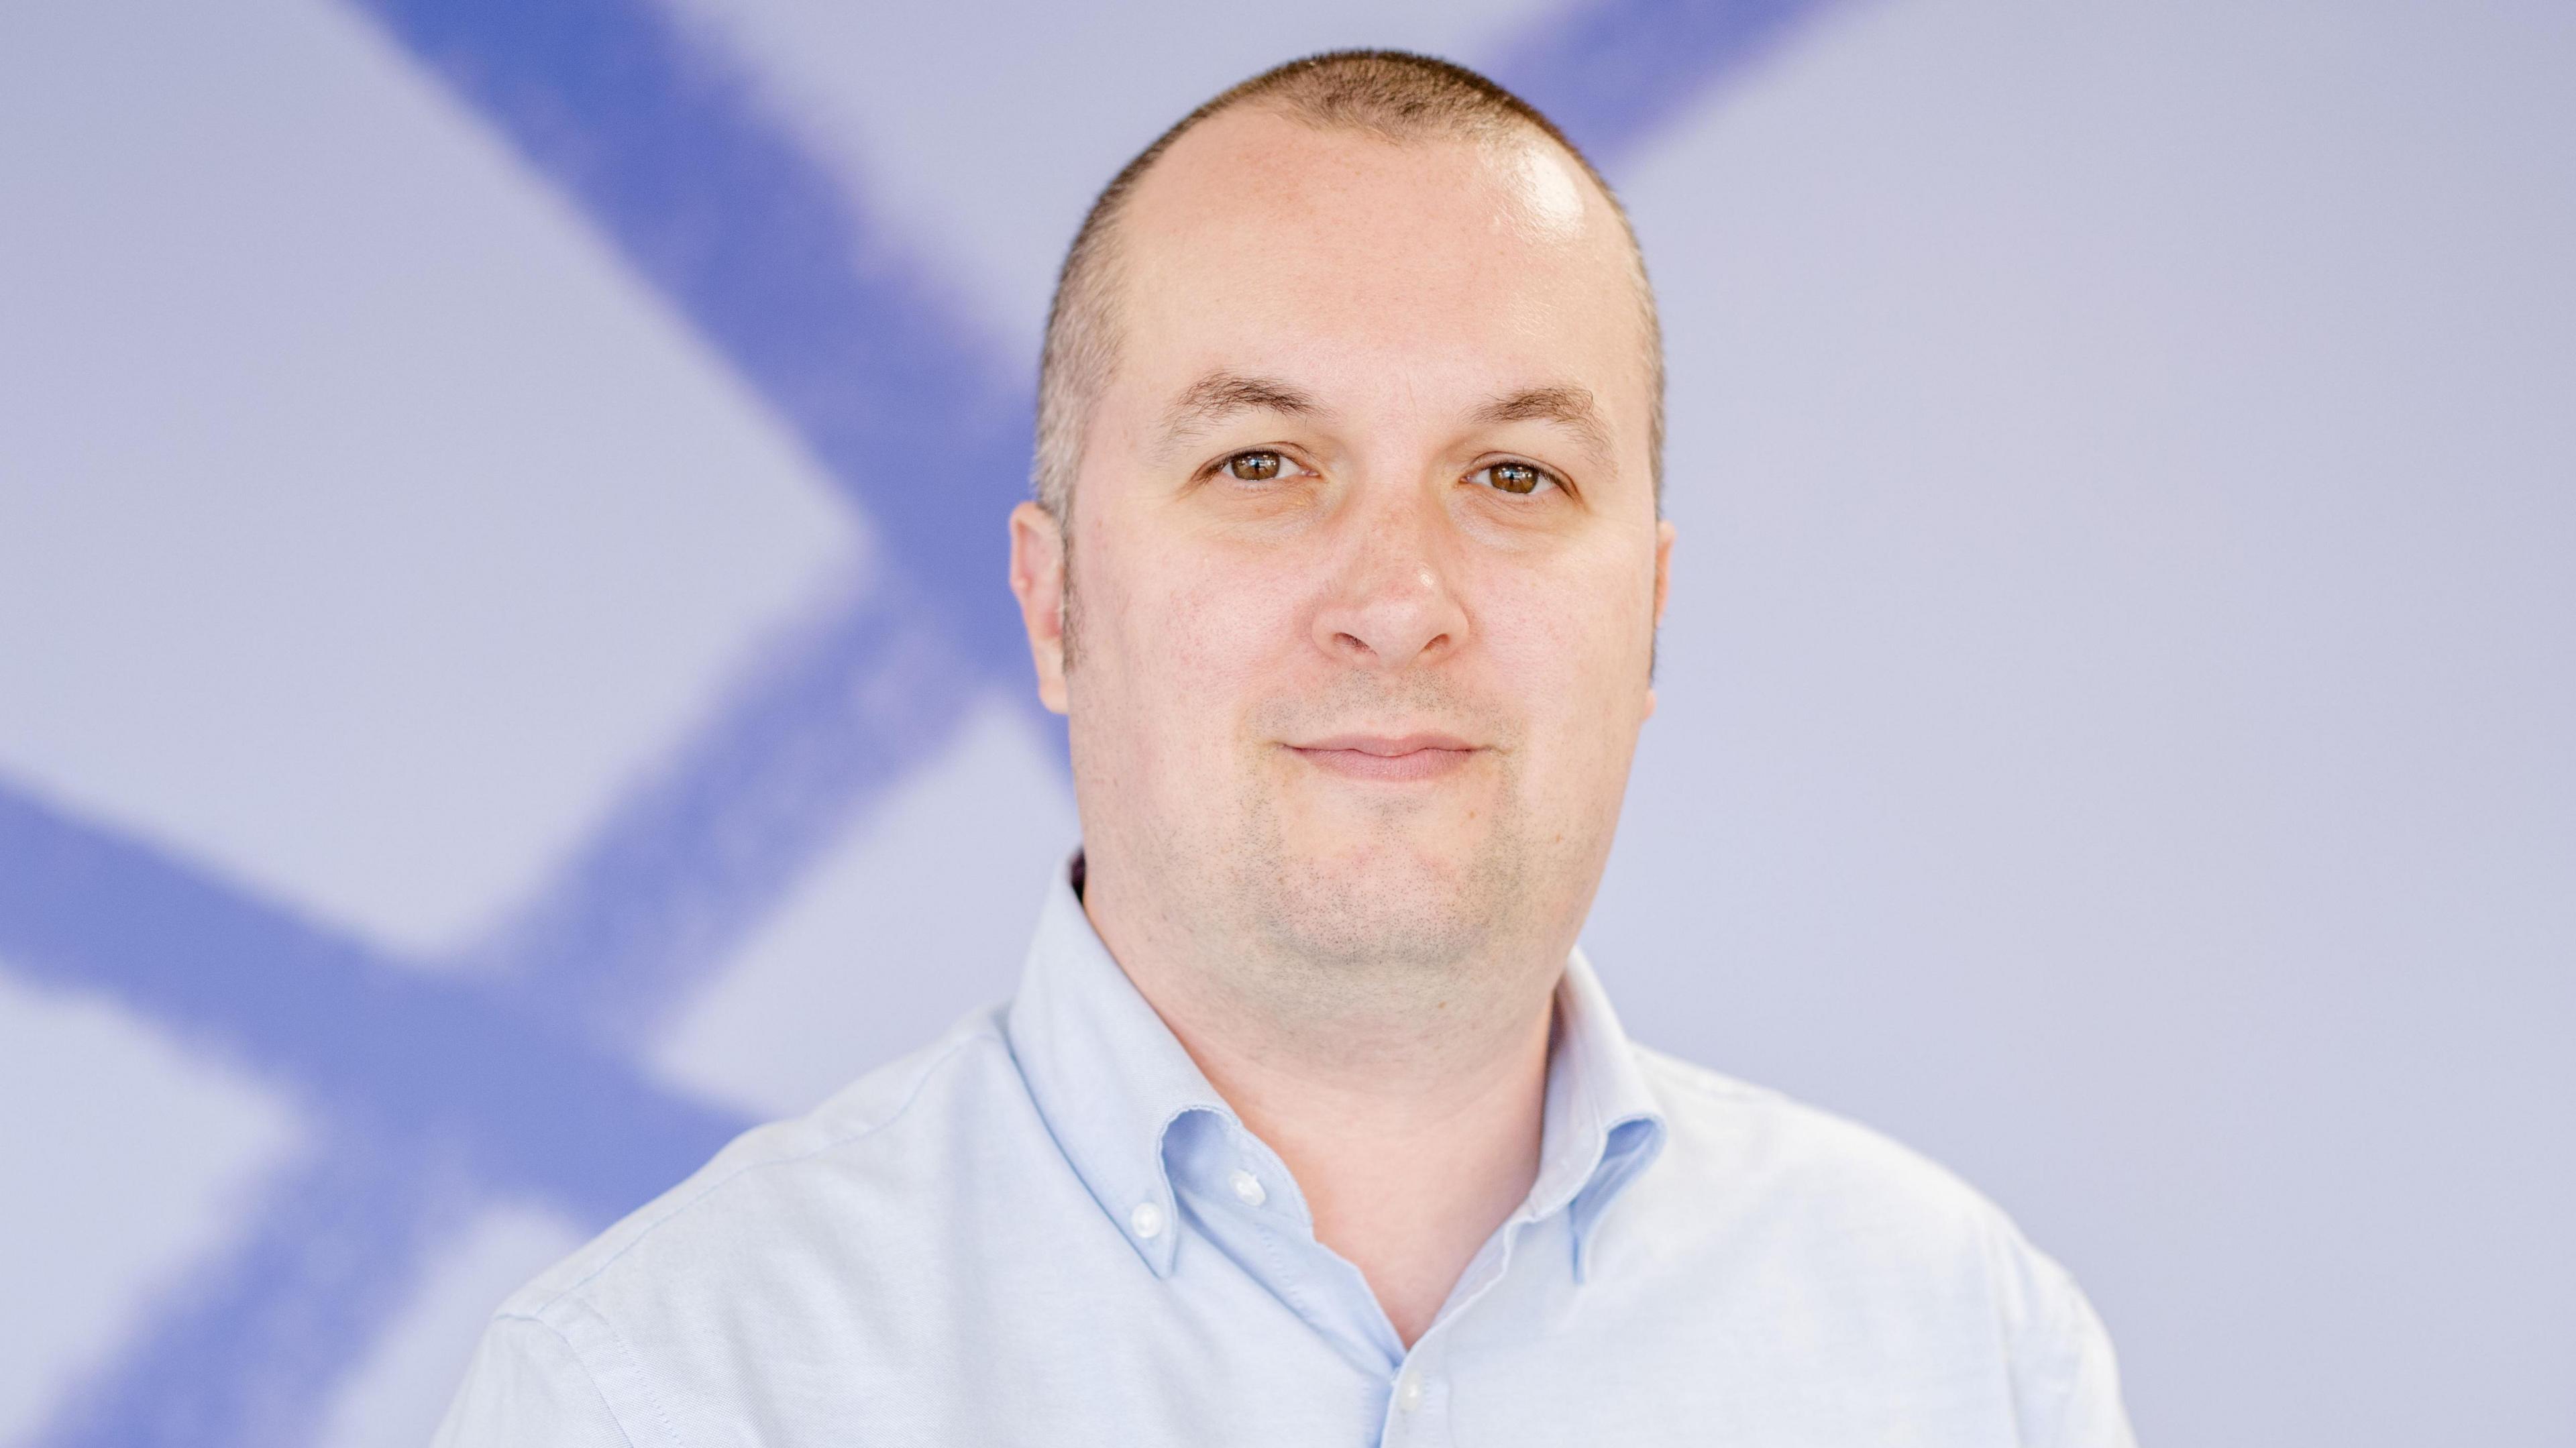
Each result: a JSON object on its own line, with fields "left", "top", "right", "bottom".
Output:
{"left": 3, "top": 1, "right": 2571, "bottom": 1444}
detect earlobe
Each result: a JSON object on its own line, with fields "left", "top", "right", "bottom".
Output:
{"left": 1009, "top": 501, "right": 1071, "bottom": 715}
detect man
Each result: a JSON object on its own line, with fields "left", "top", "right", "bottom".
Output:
{"left": 439, "top": 51, "right": 2133, "bottom": 1446}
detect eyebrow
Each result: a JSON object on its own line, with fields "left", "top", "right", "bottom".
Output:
{"left": 1158, "top": 370, "right": 1326, "bottom": 451}
{"left": 1154, "top": 373, "right": 1615, "bottom": 467}
{"left": 1472, "top": 384, "right": 1613, "bottom": 463}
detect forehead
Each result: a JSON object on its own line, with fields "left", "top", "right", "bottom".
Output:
{"left": 1108, "top": 108, "right": 1652, "bottom": 419}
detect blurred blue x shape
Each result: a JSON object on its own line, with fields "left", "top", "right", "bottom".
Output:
{"left": 0, "top": 2, "right": 1842, "bottom": 1441}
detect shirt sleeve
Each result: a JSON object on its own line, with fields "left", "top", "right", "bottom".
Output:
{"left": 433, "top": 1313, "right": 639, "bottom": 1448}
{"left": 1996, "top": 1232, "right": 2137, "bottom": 1448}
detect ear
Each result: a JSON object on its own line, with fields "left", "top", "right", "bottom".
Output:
{"left": 1653, "top": 518, "right": 1675, "bottom": 628}
{"left": 1645, "top": 516, "right": 1675, "bottom": 720}
{"left": 1009, "top": 501, "right": 1071, "bottom": 714}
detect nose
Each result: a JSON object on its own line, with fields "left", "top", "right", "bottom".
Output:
{"left": 1309, "top": 491, "right": 1470, "bottom": 669}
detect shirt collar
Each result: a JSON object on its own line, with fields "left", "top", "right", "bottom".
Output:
{"left": 1005, "top": 857, "right": 1227, "bottom": 1277}
{"left": 1536, "top": 942, "right": 1669, "bottom": 1282}
{"left": 1005, "top": 854, "right": 1668, "bottom": 1281}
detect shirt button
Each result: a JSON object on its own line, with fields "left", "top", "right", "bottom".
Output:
{"left": 1228, "top": 1169, "right": 1267, "bottom": 1207}
{"left": 1130, "top": 1201, "right": 1165, "bottom": 1239}
{"left": 1396, "top": 1372, "right": 1424, "bottom": 1412}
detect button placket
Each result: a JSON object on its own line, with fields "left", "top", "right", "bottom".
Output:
{"left": 1383, "top": 1347, "right": 1452, "bottom": 1448}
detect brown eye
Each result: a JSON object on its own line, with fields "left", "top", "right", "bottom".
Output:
{"left": 1482, "top": 461, "right": 1548, "bottom": 495}
{"left": 1226, "top": 451, "right": 1283, "bottom": 482}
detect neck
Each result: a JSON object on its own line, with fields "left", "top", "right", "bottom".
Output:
{"left": 1082, "top": 866, "right": 1564, "bottom": 1347}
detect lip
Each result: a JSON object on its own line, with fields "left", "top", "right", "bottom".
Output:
{"left": 1285, "top": 733, "right": 1483, "bottom": 782}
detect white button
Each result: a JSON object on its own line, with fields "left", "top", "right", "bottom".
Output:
{"left": 1228, "top": 1169, "right": 1267, "bottom": 1207}
{"left": 1130, "top": 1201, "right": 1165, "bottom": 1239}
{"left": 1396, "top": 1372, "right": 1424, "bottom": 1411}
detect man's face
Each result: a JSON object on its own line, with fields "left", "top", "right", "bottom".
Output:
{"left": 1014, "top": 108, "right": 1671, "bottom": 977}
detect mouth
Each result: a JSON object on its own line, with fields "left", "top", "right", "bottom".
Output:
{"left": 1284, "top": 732, "right": 1483, "bottom": 782}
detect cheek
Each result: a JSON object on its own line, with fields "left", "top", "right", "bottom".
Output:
{"left": 1471, "top": 559, "right": 1655, "bottom": 791}
{"left": 1089, "top": 527, "right": 1306, "bottom": 729}
{"left": 1474, "top": 563, "right": 1650, "bottom": 712}
{"left": 1167, "top": 570, "right": 1299, "bottom": 695}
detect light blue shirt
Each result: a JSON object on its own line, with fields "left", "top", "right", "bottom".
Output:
{"left": 438, "top": 862, "right": 2133, "bottom": 1446}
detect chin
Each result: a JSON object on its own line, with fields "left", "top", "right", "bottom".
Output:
{"left": 1242, "top": 828, "right": 1523, "bottom": 971}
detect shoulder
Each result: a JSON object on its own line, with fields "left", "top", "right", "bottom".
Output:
{"left": 1631, "top": 1043, "right": 2017, "bottom": 1245}
{"left": 1580, "top": 1046, "right": 2131, "bottom": 1442}
{"left": 1627, "top": 1045, "right": 2116, "bottom": 1384}
{"left": 441, "top": 1005, "right": 1062, "bottom": 1439}
{"left": 496, "top": 1004, "right": 1020, "bottom": 1325}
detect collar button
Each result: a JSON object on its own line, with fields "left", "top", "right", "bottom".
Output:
{"left": 1228, "top": 1169, "right": 1267, "bottom": 1207}
{"left": 1129, "top": 1201, "right": 1166, "bottom": 1239}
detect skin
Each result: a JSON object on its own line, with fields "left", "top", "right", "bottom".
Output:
{"left": 1008, "top": 106, "right": 1672, "bottom": 1346}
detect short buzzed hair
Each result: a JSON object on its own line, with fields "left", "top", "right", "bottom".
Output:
{"left": 1031, "top": 50, "right": 1664, "bottom": 524}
